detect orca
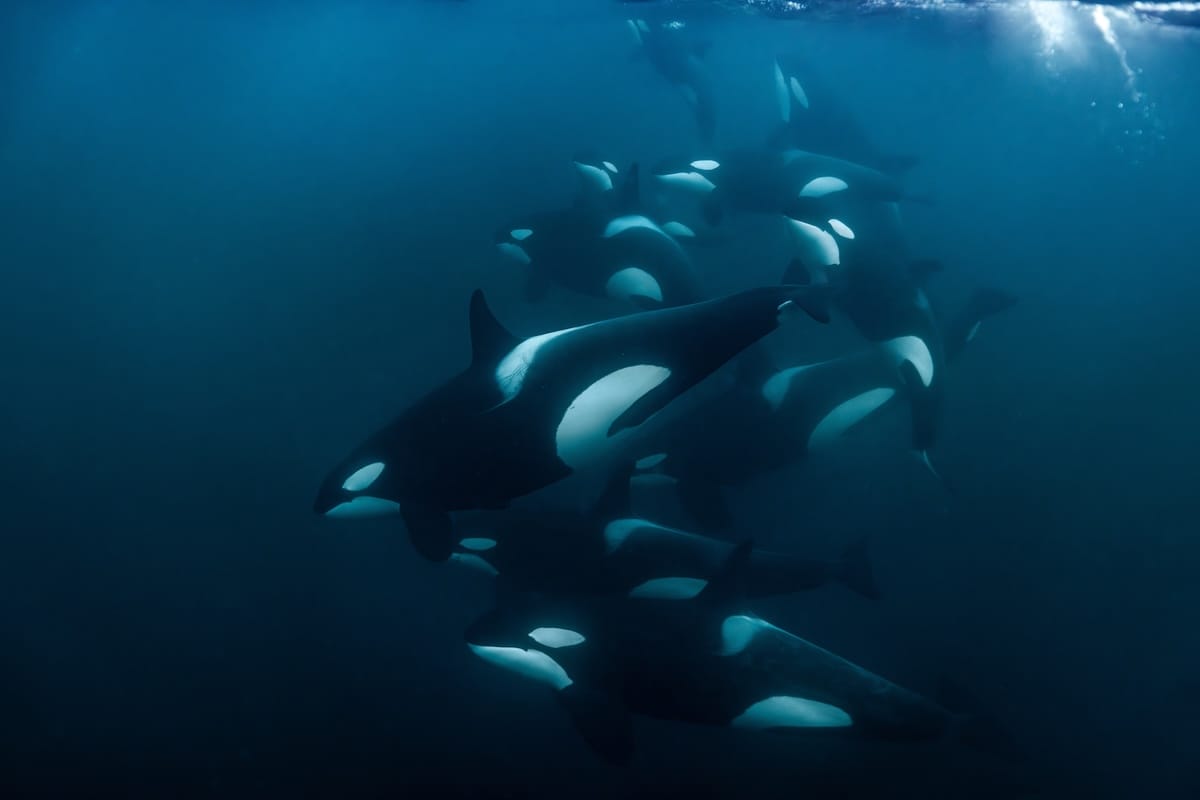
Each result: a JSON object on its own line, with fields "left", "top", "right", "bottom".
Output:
{"left": 464, "top": 545, "right": 1003, "bottom": 763}
{"left": 495, "top": 162, "right": 707, "bottom": 308}
{"left": 650, "top": 148, "right": 914, "bottom": 229}
{"left": 313, "top": 286, "right": 829, "bottom": 561}
{"left": 769, "top": 52, "right": 920, "bottom": 175}
{"left": 628, "top": 18, "right": 716, "bottom": 144}
{"left": 449, "top": 466, "right": 878, "bottom": 601}
{"left": 634, "top": 286, "right": 1015, "bottom": 530}
{"left": 779, "top": 189, "right": 1013, "bottom": 475}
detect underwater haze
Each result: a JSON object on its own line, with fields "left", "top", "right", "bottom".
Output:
{"left": 2, "top": 0, "right": 1200, "bottom": 797}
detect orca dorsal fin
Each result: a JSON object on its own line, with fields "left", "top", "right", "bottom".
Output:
{"left": 468, "top": 290, "right": 520, "bottom": 366}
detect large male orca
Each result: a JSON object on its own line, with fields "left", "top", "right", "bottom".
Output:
{"left": 448, "top": 466, "right": 878, "bottom": 601}
{"left": 313, "top": 286, "right": 829, "bottom": 561}
{"left": 464, "top": 545, "right": 1007, "bottom": 763}
{"left": 634, "top": 288, "right": 1015, "bottom": 530}
{"left": 769, "top": 52, "right": 920, "bottom": 175}
{"left": 627, "top": 18, "right": 716, "bottom": 144}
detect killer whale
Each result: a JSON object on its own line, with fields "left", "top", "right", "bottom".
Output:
{"left": 495, "top": 162, "right": 706, "bottom": 307}
{"left": 634, "top": 287, "right": 1015, "bottom": 530}
{"left": 769, "top": 52, "right": 920, "bottom": 175}
{"left": 628, "top": 18, "right": 716, "bottom": 144}
{"left": 650, "top": 147, "right": 916, "bottom": 229}
{"left": 465, "top": 545, "right": 1005, "bottom": 763}
{"left": 449, "top": 466, "right": 878, "bottom": 601}
{"left": 313, "top": 285, "right": 829, "bottom": 561}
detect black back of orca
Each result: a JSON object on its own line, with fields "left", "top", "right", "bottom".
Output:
{"left": 769, "top": 52, "right": 921, "bottom": 175}
{"left": 314, "top": 286, "right": 827, "bottom": 561}
{"left": 636, "top": 21, "right": 716, "bottom": 144}
{"left": 465, "top": 560, "right": 952, "bottom": 763}
{"left": 453, "top": 502, "right": 863, "bottom": 601}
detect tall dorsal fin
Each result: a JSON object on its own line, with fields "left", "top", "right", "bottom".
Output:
{"left": 469, "top": 290, "right": 519, "bottom": 366}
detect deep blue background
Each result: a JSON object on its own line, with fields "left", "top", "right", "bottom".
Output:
{"left": 1, "top": 1, "right": 1198, "bottom": 796}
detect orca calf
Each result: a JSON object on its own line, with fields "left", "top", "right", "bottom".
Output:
{"left": 627, "top": 18, "right": 716, "bottom": 144}
{"left": 313, "top": 286, "right": 829, "bottom": 561}
{"left": 769, "top": 52, "right": 920, "bottom": 175}
{"left": 465, "top": 545, "right": 1004, "bottom": 764}
{"left": 448, "top": 467, "right": 878, "bottom": 601}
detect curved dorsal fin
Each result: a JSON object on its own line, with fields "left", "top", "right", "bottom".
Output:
{"left": 469, "top": 290, "right": 519, "bottom": 366}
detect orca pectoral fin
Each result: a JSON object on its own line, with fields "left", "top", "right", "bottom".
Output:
{"left": 558, "top": 683, "right": 634, "bottom": 765}
{"left": 784, "top": 285, "right": 832, "bottom": 324}
{"left": 401, "top": 503, "right": 454, "bottom": 562}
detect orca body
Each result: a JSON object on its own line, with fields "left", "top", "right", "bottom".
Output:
{"left": 628, "top": 18, "right": 716, "bottom": 144}
{"left": 313, "top": 286, "right": 828, "bottom": 561}
{"left": 651, "top": 148, "right": 910, "bottom": 229}
{"left": 450, "top": 469, "right": 877, "bottom": 600}
{"left": 496, "top": 164, "right": 706, "bottom": 308}
{"left": 465, "top": 548, "right": 976, "bottom": 764}
{"left": 770, "top": 53, "right": 920, "bottom": 175}
{"left": 638, "top": 284, "right": 1014, "bottom": 530}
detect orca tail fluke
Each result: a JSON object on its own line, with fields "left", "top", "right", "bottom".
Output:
{"left": 837, "top": 537, "right": 880, "bottom": 602}
{"left": 938, "top": 677, "right": 1021, "bottom": 761}
{"left": 558, "top": 683, "right": 635, "bottom": 765}
{"left": 945, "top": 287, "right": 1019, "bottom": 363}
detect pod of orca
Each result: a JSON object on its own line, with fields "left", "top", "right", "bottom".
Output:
{"left": 314, "top": 20, "right": 1019, "bottom": 765}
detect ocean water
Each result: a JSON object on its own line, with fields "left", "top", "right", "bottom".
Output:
{"left": 2, "top": 1, "right": 1199, "bottom": 797}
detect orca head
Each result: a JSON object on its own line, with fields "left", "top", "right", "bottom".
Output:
{"left": 493, "top": 223, "right": 535, "bottom": 267}
{"left": 650, "top": 156, "right": 721, "bottom": 196}
{"left": 313, "top": 451, "right": 403, "bottom": 519}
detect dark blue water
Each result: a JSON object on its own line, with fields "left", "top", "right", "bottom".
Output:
{"left": 2, "top": 1, "right": 1198, "bottom": 797}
